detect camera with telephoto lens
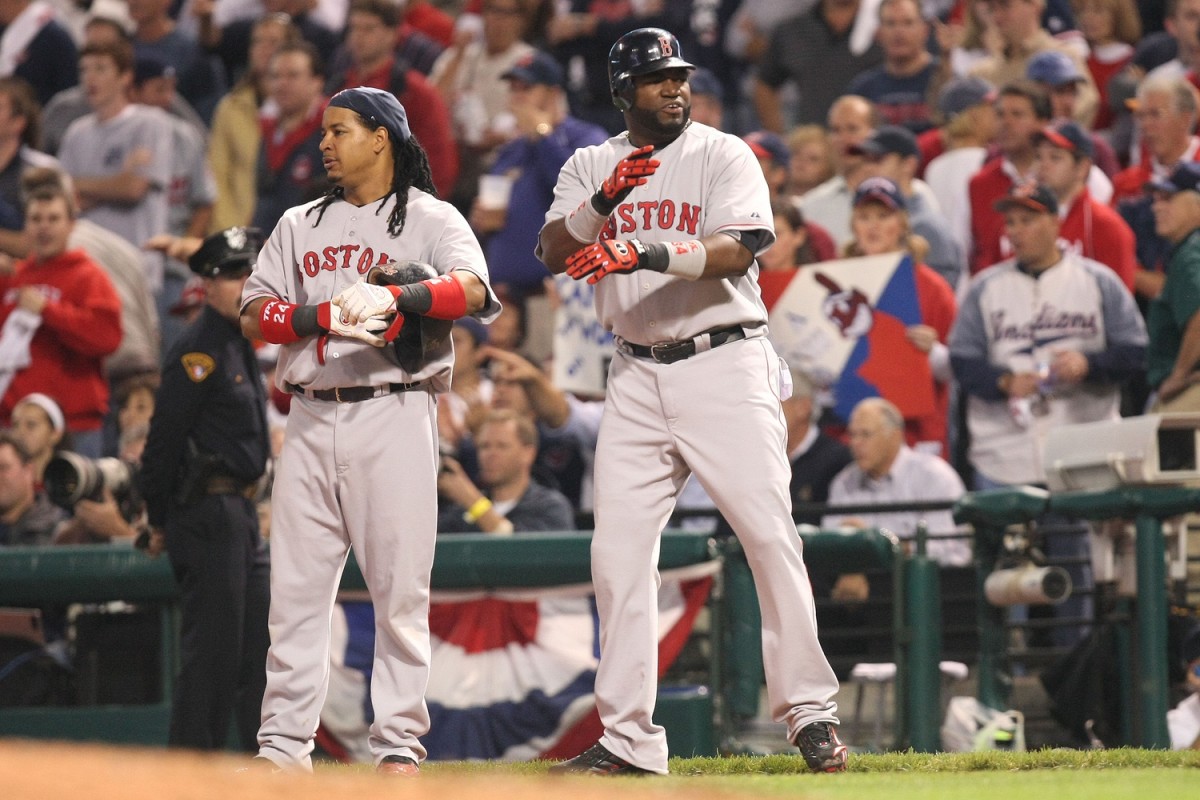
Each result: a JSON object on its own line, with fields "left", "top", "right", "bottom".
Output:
{"left": 44, "top": 451, "right": 141, "bottom": 516}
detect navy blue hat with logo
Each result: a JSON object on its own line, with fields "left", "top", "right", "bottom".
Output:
{"left": 743, "top": 130, "right": 790, "bottom": 168}
{"left": 133, "top": 55, "right": 175, "bottom": 87}
{"left": 189, "top": 227, "right": 264, "bottom": 279}
{"left": 853, "top": 176, "right": 907, "bottom": 211}
{"left": 1026, "top": 50, "right": 1085, "bottom": 87}
{"left": 1035, "top": 120, "right": 1094, "bottom": 159}
{"left": 938, "top": 76, "right": 996, "bottom": 117}
{"left": 328, "top": 87, "right": 411, "bottom": 142}
{"left": 849, "top": 125, "right": 920, "bottom": 160}
{"left": 994, "top": 182, "right": 1059, "bottom": 215}
{"left": 502, "top": 50, "right": 565, "bottom": 88}
{"left": 1145, "top": 161, "right": 1200, "bottom": 196}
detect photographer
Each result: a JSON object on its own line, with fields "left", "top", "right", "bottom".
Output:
{"left": 138, "top": 227, "right": 271, "bottom": 752}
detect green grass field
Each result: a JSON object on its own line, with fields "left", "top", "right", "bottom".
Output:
{"left": 417, "top": 749, "right": 1200, "bottom": 800}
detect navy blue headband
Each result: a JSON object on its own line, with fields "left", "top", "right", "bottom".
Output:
{"left": 328, "top": 87, "right": 412, "bottom": 143}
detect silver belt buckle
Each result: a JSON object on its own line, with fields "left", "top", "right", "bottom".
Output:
{"left": 650, "top": 340, "right": 691, "bottom": 364}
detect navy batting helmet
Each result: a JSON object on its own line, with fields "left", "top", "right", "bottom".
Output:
{"left": 608, "top": 28, "right": 695, "bottom": 112}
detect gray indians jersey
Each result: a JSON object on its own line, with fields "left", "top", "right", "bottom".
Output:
{"left": 242, "top": 189, "right": 500, "bottom": 394}
{"left": 951, "top": 251, "right": 1147, "bottom": 484}
{"left": 542, "top": 122, "right": 775, "bottom": 342}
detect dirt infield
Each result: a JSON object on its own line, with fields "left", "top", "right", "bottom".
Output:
{"left": 0, "top": 740, "right": 738, "bottom": 800}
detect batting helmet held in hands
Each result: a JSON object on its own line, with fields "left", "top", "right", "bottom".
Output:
{"left": 608, "top": 28, "right": 694, "bottom": 112}
{"left": 366, "top": 260, "right": 453, "bottom": 373}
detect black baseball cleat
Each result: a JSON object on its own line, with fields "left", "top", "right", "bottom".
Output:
{"left": 547, "top": 743, "right": 655, "bottom": 776}
{"left": 794, "top": 721, "right": 848, "bottom": 773}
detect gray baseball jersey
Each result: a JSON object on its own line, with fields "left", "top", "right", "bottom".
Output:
{"left": 243, "top": 187, "right": 499, "bottom": 771}
{"left": 545, "top": 122, "right": 775, "bottom": 342}
{"left": 541, "top": 121, "right": 840, "bottom": 773}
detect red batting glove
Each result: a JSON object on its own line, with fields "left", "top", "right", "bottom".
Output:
{"left": 592, "top": 145, "right": 659, "bottom": 214}
{"left": 566, "top": 239, "right": 667, "bottom": 284}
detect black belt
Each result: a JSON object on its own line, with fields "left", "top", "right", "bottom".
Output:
{"left": 204, "top": 475, "right": 258, "bottom": 499}
{"left": 622, "top": 325, "right": 746, "bottom": 365}
{"left": 287, "top": 381, "right": 425, "bottom": 403}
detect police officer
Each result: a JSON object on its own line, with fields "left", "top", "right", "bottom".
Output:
{"left": 139, "top": 227, "right": 272, "bottom": 751}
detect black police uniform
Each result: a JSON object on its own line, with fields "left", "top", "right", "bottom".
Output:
{"left": 138, "top": 228, "right": 271, "bottom": 751}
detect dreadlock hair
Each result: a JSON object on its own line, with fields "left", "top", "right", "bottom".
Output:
{"left": 306, "top": 116, "right": 438, "bottom": 238}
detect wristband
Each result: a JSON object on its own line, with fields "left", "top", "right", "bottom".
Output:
{"left": 463, "top": 496, "right": 493, "bottom": 523}
{"left": 395, "top": 275, "right": 469, "bottom": 320}
{"left": 564, "top": 197, "right": 609, "bottom": 244}
{"left": 258, "top": 300, "right": 303, "bottom": 344}
{"left": 662, "top": 240, "right": 707, "bottom": 280}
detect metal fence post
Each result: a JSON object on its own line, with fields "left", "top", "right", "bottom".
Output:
{"left": 902, "top": 521, "right": 942, "bottom": 752}
{"left": 1134, "top": 513, "right": 1171, "bottom": 748}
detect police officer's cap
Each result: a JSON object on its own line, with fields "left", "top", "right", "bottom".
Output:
{"left": 189, "top": 227, "right": 264, "bottom": 279}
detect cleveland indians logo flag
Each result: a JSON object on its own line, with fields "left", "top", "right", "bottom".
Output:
{"left": 765, "top": 252, "right": 936, "bottom": 424}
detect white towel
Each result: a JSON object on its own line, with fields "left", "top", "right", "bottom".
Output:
{"left": 0, "top": 306, "right": 41, "bottom": 399}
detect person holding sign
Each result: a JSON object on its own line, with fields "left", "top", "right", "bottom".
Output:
{"left": 843, "top": 177, "right": 957, "bottom": 458}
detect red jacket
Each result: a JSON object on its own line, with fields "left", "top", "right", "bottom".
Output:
{"left": 968, "top": 157, "right": 1017, "bottom": 274}
{"left": 1057, "top": 188, "right": 1136, "bottom": 291}
{"left": 340, "top": 57, "right": 460, "bottom": 199}
{"left": 0, "top": 249, "right": 122, "bottom": 431}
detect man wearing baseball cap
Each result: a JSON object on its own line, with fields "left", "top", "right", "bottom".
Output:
{"left": 1146, "top": 162, "right": 1200, "bottom": 411}
{"left": 952, "top": 180, "right": 1146, "bottom": 490}
{"left": 853, "top": 125, "right": 964, "bottom": 290}
{"left": 470, "top": 49, "right": 608, "bottom": 299}
{"left": 1026, "top": 51, "right": 1120, "bottom": 176}
{"left": 139, "top": 226, "right": 272, "bottom": 752}
{"left": 1033, "top": 120, "right": 1136, "bottom": 292}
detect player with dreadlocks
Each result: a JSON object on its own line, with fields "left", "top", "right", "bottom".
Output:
{"left": 239, "top": 87, "right": 501, "bottom": 776}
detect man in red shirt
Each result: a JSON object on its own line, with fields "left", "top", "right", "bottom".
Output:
{"left": 1034, "top": 120, "right": 1136, "bottom": 292}
{"left": 0, "top": 173, "right": 121, "bottom": 458}
{"left": 328, "top": 0, "right": 459, "bottom": 198}
{"left": 968, "top": 80, "right": 1051, "bottom": 274}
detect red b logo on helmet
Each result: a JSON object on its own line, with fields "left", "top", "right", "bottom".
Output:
{"left": 658, "top": 35, "right": 673, "bottom": 58}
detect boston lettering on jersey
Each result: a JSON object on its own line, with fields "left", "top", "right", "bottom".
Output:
{"left": 599, "top": 200, "right": 701, "bottom": 240}
{"left": 987, "top": 305, "right": 1099, "bottom": 343}
{"left": 300, "top": 245, "right": 394, "bottom": 278}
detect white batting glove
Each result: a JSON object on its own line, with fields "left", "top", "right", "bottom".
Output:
{"left": 327, "top": 312, "right": 390, "bottom": 348}
{"left": 332, "top": 280, "right": 397, "bottom": 325}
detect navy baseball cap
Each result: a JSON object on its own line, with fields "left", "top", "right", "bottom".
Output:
{"left": 994, "top": 182, "right": 1059, "bottom": 215}
{"left": 189, "top": 226, "right": 264, "bottom": 278}
{"left": 689, "top": 67, "right": 723, "bottom": 101}
{"left": 1145, "top": 162, "right": 1200, "bottom": 196}
{"left": 849, "top": 125, "right": 920, "bottom": 160}
{"left": 1026, "top": 51, "right": 1085, "bottom": 87}
{"left": 853, "top": 176, "right": 907, "bottom": 211}
{"left": 501, "top": 50, "right": 565, "bottom": 88}
{"left": 938, "top": 76, "right": 996, "bottom": 117}
{"left": 1035, "top": 120, "right": 1093, "bottom": 158}
{"left": 328, "top": 87, "right": 412, "bottom": 143}
{"left": 743, "top": 130, "right": 789, "bottom": 168}
{"left": 133, "top": 56, "right": 175, "bottom": 87}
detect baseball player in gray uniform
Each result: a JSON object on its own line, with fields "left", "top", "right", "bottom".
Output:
{"left": 239, "top": 87, "right": 499, "bottom": 776}
{"left": 537, "top": 28, "right": 845, "bottom": 775}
